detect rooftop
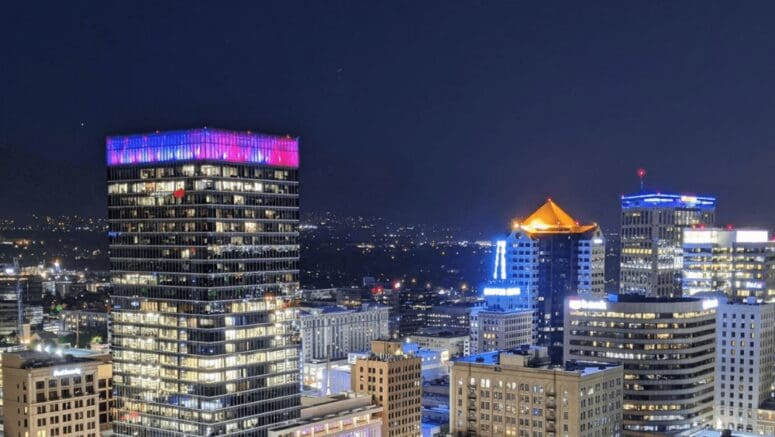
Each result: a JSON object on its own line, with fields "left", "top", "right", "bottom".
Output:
{"left": 621, "top": 192, "right": 716, "bottom": 209}
{"left": 455, "top": 347, "right": 619, "bottom": 376}
{"left": 513, "top": 199, "right": 597, "bottom": 235}
{"left": 6, "top": 348, "right": 109, "bottom": 369}
{"left": 106, "top": 127, "right": 299, "bottom": 168}
{"left": 412, "top": 327, "right": 470, "bottom": 338}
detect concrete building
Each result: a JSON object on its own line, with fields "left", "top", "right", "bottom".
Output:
{"left": 406, "top": 328, "right": 470, "bottom": 357}
{"left": 299, "top": 304, "right": 390, "bottom": 362}
{"left": 0, "top": 343, "right": 27, "bottom": 431}
{"left": 714, "top": 300, "right": 775, "bottom": 433}
{"left": 491, "top": 199, "right": 605, "bottom": 362}
{"left": 2, "top": 348, "right": 113, "bottom": 437}
{"left": 107, "top": 128, "right": 301, "bottom": 435}
{"left": 620, "top": 192, "right": 716, "bottom": 298}
{"left": 449, "top": 346, "right": 623, "bottom": 437}
{"left": 352, "top": 340, "right": 422, "bottom": 437}
{"left": 269, "top": 393, "right": 382, "bottom": 437}
{"left": 469, "top": 308, "right": 532, "bottom": 355}
{"left": 565, "top": 295, "right": 717, "bottom": 435}
{"left": 683, "top": 228, "right": 775, "bottom": 301}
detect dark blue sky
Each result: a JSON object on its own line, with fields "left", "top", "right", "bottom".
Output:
{"left": 2, "top": 1, "right": 775, "bottom": 234}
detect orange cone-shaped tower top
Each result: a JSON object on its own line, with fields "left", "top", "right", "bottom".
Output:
{"left": 512, "top": 198, "right": 597, "bottom": 235}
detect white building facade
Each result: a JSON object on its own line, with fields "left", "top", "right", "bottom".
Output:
{"left": 299, "top": 304, "right": 390, "bottom": 362}
{"left": 714, "top": 300, "right": 775, "bottom": 433}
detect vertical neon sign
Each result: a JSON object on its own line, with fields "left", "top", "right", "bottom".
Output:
{"left": 493, "top": 240, "right": 507, "bottom": 280}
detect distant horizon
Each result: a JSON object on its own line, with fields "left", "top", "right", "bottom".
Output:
{"left": 3, "top": 2, "right": 775, "bottom": 235}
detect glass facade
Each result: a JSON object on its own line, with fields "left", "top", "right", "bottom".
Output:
{"left": 619, "top": 193, "right": 716, "bottom": 297}
{"left": 107, "top": 129, "right": 301, "bottom": 436}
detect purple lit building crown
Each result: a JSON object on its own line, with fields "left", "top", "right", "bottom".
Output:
{"left": 106, "top": 128, "right": 299, "bottom": 168}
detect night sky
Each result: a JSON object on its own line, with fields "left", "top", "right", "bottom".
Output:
{"left": 2, "top": 2, "right": 775, "bottom": 234}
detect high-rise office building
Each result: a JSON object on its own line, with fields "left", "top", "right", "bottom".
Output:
{"left": 491, "top": 199, "right": 604, "bottom": 362}
{"left": 299, "top": 304, "right": 389, "bottom": 362}
{"left": 449, "top": 346, "right": 623, "bottom": 437}
{"left": 620, "top": 193, "right": 716, "bottom": 297}
{"left": 351, "top": 340, "right": 422, "bottom": 437}
{"left": 683, "top": 228, "right": 775, "bottom": 301}
{"left": 714, "top": 300, "right": 775, "bottom": 433}
{"left": 565, "top": 295, "right": 717, "bottom": 436}
{"left": 107, "top": 128, "right": 301, "bottom": 436}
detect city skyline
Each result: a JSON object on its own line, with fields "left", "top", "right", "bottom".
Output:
{"left": 3, "top": 2, "right": 775, "bottom": 234}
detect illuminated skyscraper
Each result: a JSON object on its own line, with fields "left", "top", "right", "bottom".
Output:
{"left": 107, "top": 128, "right": 301, "bottom": 436}
{"left": 683, "top": 227, "right": 775, "bottom": 301}
{"left": 489, "top": 199, "right": 604, "bottom": 363}
{"left": 619, "top": 192, "right": 716, "bottom": 297}
{"left": 565, "top": 295, "right": 717, "bottom": 435}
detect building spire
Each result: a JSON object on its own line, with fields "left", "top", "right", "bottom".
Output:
{"left": 636, "top": 168, "right": 646, "bottom": 192}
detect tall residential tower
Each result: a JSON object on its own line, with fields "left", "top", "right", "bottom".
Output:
{"left": 107, "top": 128, "right": 300, "bottom": 436}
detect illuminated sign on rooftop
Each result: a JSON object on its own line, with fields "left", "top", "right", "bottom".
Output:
{"left": 735, "top": 230, "right": 769, "bottom": 243}
{"left": 568, "top": 299, "right": 607, "bottom": 311}
{"left": 683, "top": 228, "right": 769, "bottom": 245}
{"left": 53, "top": 368, "right": 82, "bottom": 377}
{"left": 107, "top": 128, "right": 299, "bottom": 167}
{"left": 482, "top": 287, "right": 521, "bottom": 296}
{"left": 493, "top": 240, "right": 507, "bottom": 280}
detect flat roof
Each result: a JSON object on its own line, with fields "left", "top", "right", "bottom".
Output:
{"left": 455, "top": 349, "right": 619, "bottom": 376}
{"left": 7, "top": 349, "right": 107, "bottom": 369}
{"left": 621, "top": 192, "right": 716, "bottom": 209}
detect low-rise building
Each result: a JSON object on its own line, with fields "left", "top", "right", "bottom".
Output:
{"left": 352, "top": 340, "right": 422, "bottom": 437}
{"left": 269, "top": 393, "right": 382, "bottom": 437}
{"left": 406, "top": 328, "right": 470, "bottom": 357}
{"left": 2, "top": 348, "right": 113, "bottom": 437}
{"left": 425, "top": 305, "right": 474, "bottom": 331}
{"left": 470, "top": 308, "right": 532, "bottom": 354}
{"left": 450, "top": 346, "right": 623, "bottom": 437}
{"left": 299, "top": 304, "right": 390, "bottom": 362}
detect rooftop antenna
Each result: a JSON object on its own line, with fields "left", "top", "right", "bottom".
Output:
{"left": 636, "top": 168, "right": 646, "bottom": 191}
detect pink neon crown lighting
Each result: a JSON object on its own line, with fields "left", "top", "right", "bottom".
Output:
{"left": 106, "top": 128, "right": 299, "bottom": 168}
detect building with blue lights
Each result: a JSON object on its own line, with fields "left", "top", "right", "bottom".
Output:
{"left": 620, "top": 192, "right": 716, "bottom": 297}
{"left": 107, "top": 128, "right": 300, "bottom": 436}
{"left": 484, "top": 199, "right": 605, "bottom": 363}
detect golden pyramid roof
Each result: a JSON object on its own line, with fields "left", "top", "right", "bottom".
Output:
{"left": 513, "top": 199, "right": 597, "bottom": 235}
